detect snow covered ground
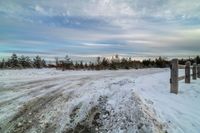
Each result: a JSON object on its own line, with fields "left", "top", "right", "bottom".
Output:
{"left": 0, "top": 68, "right": 199, "bottom": 133}
{"left": 135, "top": 69, "right": 200, "bottom": 133}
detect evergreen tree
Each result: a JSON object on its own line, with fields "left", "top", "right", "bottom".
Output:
{"left": 80, "top": 61, "right": 84, "bottom": 69}
{"left": 42, "top": 59, "right": 47, "bottom": 67}
{"left": 33, "top": 56, "right": 42, "bottom": 69}
{"left": 110, "top": 62, "right": 117, "bottom": 70}
{"left": 25, "top": 56, "right": 33, "bottom": 68}
{"left": 95, "top": 57, "right": 102, "bottom": 70}
{"left": 97, "top": 57, "right": 101, "bottom": 65}
{"left": 155, "top": 57, "right": 169, "bottom": 68}
{"left": 121, "top": 58, "right": 129, "bottom": 69}
{"left": 10, "top": 53, "right": 19, "bottom": 68}
{"left": 64, "top": 55, "right": 72, "bottom": 69}
{"left": 195, "top": 56, "right": 200, "bottom": 64}
{"left": 84, "top": 63, "right": 88, "bottom": 69}
{"left": 0, "top": 59, "right": 6, "bottom": 69}
{"left": 74, "top": 62, "right": 79, "bottom": 70}
{"left": 101, "top": 58, "right": 109, "bottom": 69}
{"left": 89, "top": 62, "right": 94, "bottom": 70}
{"left": 19, "top": 55, "right": 28, "bottom": 68}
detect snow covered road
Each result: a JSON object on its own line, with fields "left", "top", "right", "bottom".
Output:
{"left": 0, "top": 68, "right": 199, "bottom": 133}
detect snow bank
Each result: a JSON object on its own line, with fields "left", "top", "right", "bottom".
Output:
{"left": 135, "top": 69, "right": 200, "bottom": 133}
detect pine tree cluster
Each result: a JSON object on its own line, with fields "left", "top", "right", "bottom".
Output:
{"left": 0, "top": 54, "right": 46, "bottom": 69}
{"left": 55, "top": 55, "right": 170, "bottom": 70}
{"left": 179, "top": 56, "right": 200, "bottom": 65}
{"left": 1, "top": 54, "right": 199, "bottom": 70}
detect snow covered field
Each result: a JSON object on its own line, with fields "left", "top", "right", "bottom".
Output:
{"left": 135, "top": 70, "right": 200, "bottom": 133}
{"left": 0, "top": 68, "right": 199, "bottom": 133}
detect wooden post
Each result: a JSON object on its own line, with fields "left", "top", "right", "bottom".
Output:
{"left": 197, "top": 64, "right": 200, "bottom": 78}
{"left": 170, "top": 59, "right": 178, "bottom": 94}
{"left": 185, "top": 61, "right": 191, "bottom": 83}
{"left": 193, "top": 63, "right": 197, "bottom": 80}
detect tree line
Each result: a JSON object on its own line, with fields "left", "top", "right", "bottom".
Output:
{"left": 178, "top": 56, "right": 200, "bottom": 65}
{"left": 0, "top": 54, "right": 200, "bottom": 70}
{"left": 0, "top": 54, "right": 46, "bottom": 69}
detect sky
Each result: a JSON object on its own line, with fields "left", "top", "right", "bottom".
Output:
{"left": 0, "top": 0, "right": 200, "bottom": 59}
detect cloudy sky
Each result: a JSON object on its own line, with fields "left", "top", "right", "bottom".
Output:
{"left": 0, "top": 0, "right": 200, "bottom": 58}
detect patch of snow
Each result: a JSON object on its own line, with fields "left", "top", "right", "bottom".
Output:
{"left": 135, "top": 69, "right": 200, "bottom": 133}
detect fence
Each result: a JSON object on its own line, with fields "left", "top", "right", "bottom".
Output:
{"left": 170, "top": 59, "right": 200, "bottom": 94}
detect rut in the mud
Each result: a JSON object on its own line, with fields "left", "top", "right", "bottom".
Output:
{"left": 0, "top": 69, "right": 167, "bottom": 133}
{"left": 62, "top": 93, "right": 165, "bottom": 133}
{"left": 0, "top": 84, "right": 57, "bottom": 107}
{"left": 63, "top": 96, "right": 107, "bottom": 133}
{"left": 1, "top": 88, "right": 64, "bottom": 133}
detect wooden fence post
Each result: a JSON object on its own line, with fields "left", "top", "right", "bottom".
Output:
{"left": 185, "top": 61, "right": 191, "bottom": 83}
{"left": 197, "top": 64, "right": 200, "bottom": 78}
{"left": 170, "top": 59, "right": 178, "bottom": 94}
{"left": 193, "top": 63, "right": 197, "bottom": 80}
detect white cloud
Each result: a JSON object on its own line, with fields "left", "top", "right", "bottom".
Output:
{"left": 35, "top": 5, "right": 46, "bottom": 15}
{"left": 81, "top": 43, "right": 113, "bottom": 47}
{"left": 0, "top": 0, "right": 200, "bottom": 57}
{"left": 85, "top": 0, "right": 134, "bottom": 17}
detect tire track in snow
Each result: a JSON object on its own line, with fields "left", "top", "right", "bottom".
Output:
{"left": 0, "top": 69, "right": 167, "bottom": 133}
{"left": 0, "top": 75, "right": 95, "bottom": 133}
{"left": 0, "top": 75, "right": 89, "bottom": 107}
{"left": 1, "top": 82, "right": 69, "bottom": 133}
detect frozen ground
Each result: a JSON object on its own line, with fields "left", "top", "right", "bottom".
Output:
{"left": 0, "top": 68, "right": 199, "bottom": 133}
{"left": 135, "top": 69, "right": 200, "bottom": 133}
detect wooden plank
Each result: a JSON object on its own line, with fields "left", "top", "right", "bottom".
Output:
{"left": 198, "top": 64, "right": 200, "bottom": 78}
{"left": 170, "top": 59, "right": 178, "bottom": 94}
{"left": 185, "top": 61, "right": 191, "bottom": 83}
{"left": 193, "top": 63, "right": 197, "bottom": 80}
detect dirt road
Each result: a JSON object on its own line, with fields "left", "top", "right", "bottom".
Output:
{"left": 0, "top": 69, "right": 166, "bottom": 133}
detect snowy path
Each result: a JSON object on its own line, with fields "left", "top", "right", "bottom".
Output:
{"left": 0, "top": 68, "right": 199, "bottom": 133}
{"left": 0, "top": 69, "right": 165, "bottom": 133}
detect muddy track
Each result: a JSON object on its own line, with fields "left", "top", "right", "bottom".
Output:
{"left": 4, "top": 76, "right": 67, "bottom": 91}
{"left": 0, "top": 75, "right": 96, "bottom": 133}
{"left": 1, "top": 87, "right": 64, "bottom": 133}
{"left": 0, "top": 84, "right": 58, "bottom": 107}
{"left": 64, "top": 106, "right": 101, "bottom": 133}
{"left": 0, "top": 69, "right": 167, "bottom": 133}
{"left": 11, "top": 75, "right": 93, "bottom": 89}
{"left": 0, "top": 75, "right": 91, "bottom": 108}
{"left": 63, "top": 103, "right": 102, "bottom": 133}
